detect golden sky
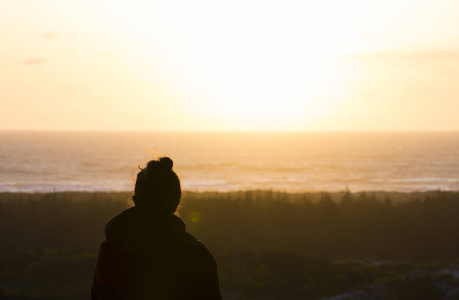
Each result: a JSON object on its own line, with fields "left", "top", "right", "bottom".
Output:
{"left": 1, "top": 0, "right": 458, "bottom": 131}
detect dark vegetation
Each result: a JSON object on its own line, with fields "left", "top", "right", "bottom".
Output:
{"left": 1, "top": 190, "right": 459, "bottom": 299}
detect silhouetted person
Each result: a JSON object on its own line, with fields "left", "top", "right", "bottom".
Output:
{"left": 92, "top": 157, "right": 221, "bottom": 299}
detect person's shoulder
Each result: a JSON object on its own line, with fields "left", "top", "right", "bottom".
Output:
{"left": 182, "top": 232, "right": 208, "bottom": 251}
{"left": 181, "top": 233, "right": 216, "bottom": 262}
{"left": 99, "top": 239, "right": 124, "bottom": 256}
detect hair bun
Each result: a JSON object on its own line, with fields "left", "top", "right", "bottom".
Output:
{"left": 159, "top": 157, "right": 173, "bottom": 171}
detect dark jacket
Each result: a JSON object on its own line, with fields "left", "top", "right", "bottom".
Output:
{"left": 91, "top": 207, "right": 221, "bottom": 300}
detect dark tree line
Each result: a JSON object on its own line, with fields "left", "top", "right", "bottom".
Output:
{"left": 181, "top": 190, "right": 459, "bottom": 260}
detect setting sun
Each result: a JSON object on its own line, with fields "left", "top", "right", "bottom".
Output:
{"left": 90, "top": 0, "right": 381, "bottom": 128}
{"left": 1, "top": 0, "right": 458, "bottom": 130}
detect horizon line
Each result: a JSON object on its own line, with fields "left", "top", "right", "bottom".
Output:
{"left": 1, "top": 129, "right": 459, "bottom": 133}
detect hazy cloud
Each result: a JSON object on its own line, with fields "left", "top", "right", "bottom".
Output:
{"left": 58, "top": 85, "right": 79, "bottom": 92}
{"left": 42, "top": 32, "right": 60, "bottom": 39}
{"left": 63, "top": 49, "right": 74, "bottom": 55}
{"left": 359, "top": 34, "right": 374, "bottom": 40}
{"left": 329, "top": 50, "right": 459, "bottom": 60}
{"left": 23, "top": 57, "right": 45, "bottom": 66}
{"left": 41, "top": 32, "right": 78, "bottom": 39}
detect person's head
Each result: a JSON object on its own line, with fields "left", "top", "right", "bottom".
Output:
{"left": 132, "top": 157, "right": 181, "bottom": 214}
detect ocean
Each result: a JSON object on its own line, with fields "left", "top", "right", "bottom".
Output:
{"left": 0, "top": 131, "right": 458, "bottom": 193}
